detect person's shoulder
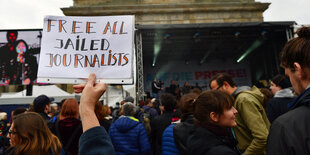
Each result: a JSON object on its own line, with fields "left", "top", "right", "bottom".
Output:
{"left": 274, "top": 105, "right": 310, "bottom": 125}
{"left": 163, "top": 124, "right": 175, "bottom": 136}
{"left": 236, "top": 88, "right": 263, "bottom": 104}
{"left": 189, "top": 127, "right": 215, "bottom": 140}
{"left": 151, "top": 115, "right": 161, "bottom": 122}
{"left": 187, "top": 127, "right": 224, "bottom": 154}
{"left": 82, "top": 126, "right": 107, "bottom": 138}
{"left": 286, "top": 105, "right": 310, "bottom": 116}
{"left": 207, "top": 145, "right": 239, "bottom": 155}
{"left": 268, "top": 97, "right": 294, "bottom": 106}
{"left": 151, "top": 114, "right": 167, "bottom": 126}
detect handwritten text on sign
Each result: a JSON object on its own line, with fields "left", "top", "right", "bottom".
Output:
{"left": 37, "top": 16, "right": 134, "bottom": 82}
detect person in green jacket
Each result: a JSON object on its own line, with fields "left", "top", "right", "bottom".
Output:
{"left": 210, "top": 73, "right": 270, "bottom": 155}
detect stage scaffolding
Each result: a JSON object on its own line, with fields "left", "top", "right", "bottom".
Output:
{"left": 135, "top": 30, "right": 145, "bottom": 101}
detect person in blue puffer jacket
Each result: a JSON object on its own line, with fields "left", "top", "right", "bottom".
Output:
{"left": 109, "top": 102, "right": 151, "bottom": 155}
{"left": 162, "top": 123, "right": 179, "bottom": 155}
{"left": 161, "top": 93, "right": 198, "bottom": 155}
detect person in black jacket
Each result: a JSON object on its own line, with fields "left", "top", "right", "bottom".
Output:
{"left": 33, "top": 94, "right": 54, "bottom": 130}
{"left": 151, "top": 93, "right": 177, "bottom": 155}
{"left": 173, "top": 93, "right": 198, "bottom": 155}
{"left": 187, "top": 90, "right": 240, "bottom": 155}
{"left": 267, "top": 26, "right": 310, "bottom": 155}
{"left": 266, "top": 74, "right": 295, "bottom": 123}
{"left": 152, "top": 79, "right": 162, "bottom": 100}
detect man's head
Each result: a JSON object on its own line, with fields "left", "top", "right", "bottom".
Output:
{"left": 145, "top": 99, "right": 153, "bottom": 107}
{"left": 280, "top": 27, "right": 310, "bottom": 94}
{"left": 210, "top": 73, "right": 237, "bottom": 95}
{"left": 160, "top": 93, "right": 177, "bottom": 112}
{"left": 33, "top": 95, "right": 54, "bottom": 114}
{"left": 171, "top": 80, "right": 175, "bottom": 85}
{"left": 121, "top": 102, "right": 136, "bottom": 116}
{"left": 184, "top": 81, "right": 189, "bottom": 86}
{"left": 124, "top": 96, "right": 134, "bottom": 104}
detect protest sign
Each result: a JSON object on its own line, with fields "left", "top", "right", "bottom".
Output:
{"left": 37, "top": 15, "right": 134, "bottom": 84}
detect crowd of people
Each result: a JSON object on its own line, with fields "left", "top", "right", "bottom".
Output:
{"left": 0, "top": 26, "right": 310, "bottom": 155}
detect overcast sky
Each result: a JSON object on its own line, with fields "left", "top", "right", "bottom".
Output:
{"left": 0, "top": 0, "right": 309, "bottom": 30}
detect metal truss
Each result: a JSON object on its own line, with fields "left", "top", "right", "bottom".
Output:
{"left": 135, "top": 30, "right": 145, "bottom": 101}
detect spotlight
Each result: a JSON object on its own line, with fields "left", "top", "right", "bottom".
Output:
{"left": 235, "top": 32, "right": 240, "bottom": 38}
{"left": 164, "top": 33, "right": 171, "bottom": 39}
{"left": 236, "top": 39, "right": 264, "bottom": 63}
{"left": 261, "top": 30, "right": 268, "bottom": 38}
{"left": 193, "top": 32, "right": 199, "bottom": 39}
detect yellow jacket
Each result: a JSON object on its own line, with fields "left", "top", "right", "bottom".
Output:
{"left": 233, "top": 86, "right": 270, "bottom": 155}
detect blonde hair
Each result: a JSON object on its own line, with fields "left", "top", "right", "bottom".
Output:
{"left": 0, "top": 112, "right": 7, "bottom": 120}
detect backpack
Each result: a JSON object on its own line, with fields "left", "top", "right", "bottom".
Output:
{"left": 143, "top": 108, "right": 153, "bottom": 120}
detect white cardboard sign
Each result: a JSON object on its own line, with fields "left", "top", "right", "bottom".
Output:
{"left": 37, "top": 15, "right": 134, "bottom": 84}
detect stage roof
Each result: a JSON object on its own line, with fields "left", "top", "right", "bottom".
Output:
{"left": 136, "top": 21, "right": 296, "bottom": 64}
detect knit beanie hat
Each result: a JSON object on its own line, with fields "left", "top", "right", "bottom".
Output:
{"left": 271, "top": 74, "right": 291, "bottom": 89}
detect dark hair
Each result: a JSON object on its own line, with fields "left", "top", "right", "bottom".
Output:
{"left": 280, "top": 27, "right": 310, "bottom": 70}
{"left": 160, "top": 93, "right": 177, "bottom": 112}
{"left": 178, "top": 93, "right": 198, "bottom": 118}
{"left": 271, "top": 74, "right": 291, "bottom": 89}
{"left": 95, "top": 101, "right": 108, "bottom": 121}
{"left": 194, "top": 90, "right": 234, "bottom": 125}
{"left": 191, "top": 88, "right": 202, "bottom": 95}
{"left": 209, "top": 73, "right": 236, "bottom": 89}
{"left": 59, "top": 98, "right": 67, "bottom": 109}
{"left": 259, "top": 88, "right": 273, "bottom": 111}
{"left": 145, "top": 99, "right": 151, "bottom": 105}
{"left": 13, "top": 107, "right": 27, "bottom": 116}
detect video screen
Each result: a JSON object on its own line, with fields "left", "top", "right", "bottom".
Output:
{"left": 0, "top": 30, "right": 42, "bottom": 85}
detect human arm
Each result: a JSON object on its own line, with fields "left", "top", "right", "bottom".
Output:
{"left": 73, "top": 73, "right": 107, "bottom": 132}
{"left": 75, "top": 73, "right": 115, "bottom": 155}
{"left": 79, "top": 126, "right": 115, "bottom": 155}
{"left": 153, "top": 82, "right": 162, "bottom": 90}
{"left": 235, "top": 95, "right": 270, "bottom": 155}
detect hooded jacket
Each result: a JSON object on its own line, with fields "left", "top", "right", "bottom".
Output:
{"left": 161, "top": 114, "right": 194, "bottom": 155}
{"left": 266, "top": 88, "right": 295, "bottom": 123}
{"left": 151, "top": 111, "right": 174, "bottom": 155}
{"left": 108, "top": 116, "right": 151, "bottom": 155}
{"left": 232, "top": 86, "right": 270, "bottom": 155}
{"left": 267, "top": 87, "right": 310, "bottom": 155}
{"left": 173, "top": 114, "right": 195, "bottom": 155}
{"left": 142, "top": 105, "right": 158, "bottom": 120}
{"left": 187, "top": 126, "right": 240, "bottom": 155}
